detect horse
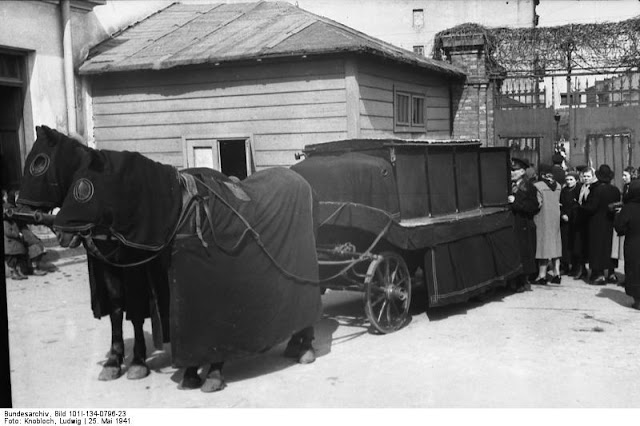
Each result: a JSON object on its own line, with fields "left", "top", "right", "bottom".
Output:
{"left": 18, "top": 125, "right": 322, "bottom": 391}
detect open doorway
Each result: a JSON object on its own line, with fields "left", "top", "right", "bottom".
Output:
{"left": 0, "top": 51, "right": 26, "bottom": 191}
{"left": 0, "top": 85, "right": 24, "bottom": 191}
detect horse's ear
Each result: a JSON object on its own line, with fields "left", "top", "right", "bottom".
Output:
{"left": 43, "top": 126, "right": 61, "bottom": 147}
{"left": 87, "top": 150, "right": 105, "bottom": 173}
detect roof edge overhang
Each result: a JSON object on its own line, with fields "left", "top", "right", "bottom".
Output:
{"left": 79, "top": 48, "right": 467, "bottom": 78}
{"left": 42, "top": 0, "right": 106, "bottom": 12}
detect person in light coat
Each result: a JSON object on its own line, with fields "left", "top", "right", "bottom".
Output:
{"left": 532, "top": 163, "right": 562, "bottom": 285}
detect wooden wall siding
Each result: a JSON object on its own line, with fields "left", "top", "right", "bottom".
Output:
{"left": 91, "top": 59, "right": 347, "bottom": 169}
{"left": 356, "top": 59, "right": 452, "bottom": 139}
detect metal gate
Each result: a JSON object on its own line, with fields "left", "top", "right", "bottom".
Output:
{"left": 494, "top": 72, "right": 640, "bottom": 175}
{"left": 586, "top": 132, "right": 634, "bottom": 188}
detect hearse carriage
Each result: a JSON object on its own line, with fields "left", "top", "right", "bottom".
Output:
{"left": 291, "top": 138, "right": 521, "bottom": 333}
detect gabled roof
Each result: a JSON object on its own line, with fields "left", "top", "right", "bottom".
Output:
{"left": 78, "top": 1, "right": 465, "bottom": 77}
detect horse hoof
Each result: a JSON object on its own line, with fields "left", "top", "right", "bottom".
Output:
{"left": 298, "top": 347, "right": 316, "bottom": 364}
{"left": 179, "top": 374, "right": 202, "bottom": 390}
{"left": 126, "top": 364, "right": 150, "bottom": 380}
{"left": 201, "top": 371, "right": 226, "bottom": 393}
{"left": 283, "top": 339, "right": 301, "bottom": 358}
{"left": 98, "top": 366, "right": 122, "bottom": 381}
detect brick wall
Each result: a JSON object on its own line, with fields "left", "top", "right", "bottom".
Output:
{"left": 441, "top": 35, "right": 497, "bottom": 146}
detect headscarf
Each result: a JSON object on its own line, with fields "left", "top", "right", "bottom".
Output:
{"left": 538, "top": 163, "right": 557, "bottom": 191}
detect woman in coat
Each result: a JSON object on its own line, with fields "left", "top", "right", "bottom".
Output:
{"left": 507, "top": 158, "right": 540, "bottom": 292}
{"left": 533, "top": 163, "right": 562, "bottom": 284}
{"left": 573, "top": 167, "right": 596, "bottom": 280}
{"left": 621, "top": 166, "right": 637, "bottom": 203}
{"left": 613, "top": 179, "right": 640, "bottom": 310}
{"left": 560, "top": 171, "right": 581, "bottom": 276}
{"left": 610, "top": 166, "right": 637, "bottom": 283}
{"left": 581, "top": 164, "right": 621, "bottom": 285}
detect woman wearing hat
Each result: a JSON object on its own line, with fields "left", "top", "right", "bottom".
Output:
{"left": 581, "top": 164, "right": 621, "bottom": 285}
{"left": 614, "top": 179, "right": 640, "bottom": 310}
{"left": 532, "top": 163, "right": 562, "bottom": 285}
{"left": 560, "top": 170, "right": 582, "bottom": 276}
{"left": 507, "top": 157, "right": 540, "bottom": 292}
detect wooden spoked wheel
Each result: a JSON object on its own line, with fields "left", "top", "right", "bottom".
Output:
{"left": 364, "top": 251, "right": 412, "bottom": 334}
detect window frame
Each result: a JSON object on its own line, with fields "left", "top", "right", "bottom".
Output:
{"left": 394, "top": 86, "right": 427, "bottom": 133}
{"left": 182, "top": 135, "right": 254, "bottom": 177}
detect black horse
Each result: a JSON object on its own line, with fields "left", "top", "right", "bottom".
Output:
{"left": 18, "top": 126, "right": 322, "bottom": 391}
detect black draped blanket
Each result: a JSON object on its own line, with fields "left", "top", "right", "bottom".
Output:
{"left": 170, "top": 167, "right": 321, "bottom": 366}
{"left": 52, "top": 149, "right": 321, "bottom": 366}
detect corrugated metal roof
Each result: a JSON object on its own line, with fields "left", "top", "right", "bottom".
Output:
{"left": 78, "top": 1, "right": 466, "bottom": 77}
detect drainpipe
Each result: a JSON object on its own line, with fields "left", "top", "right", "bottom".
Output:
{"left": 61, "top": 0, "right": 77, "bottom": 133}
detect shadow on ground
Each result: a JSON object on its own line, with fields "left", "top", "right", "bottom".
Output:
{"left": 596, "top": 286, "right": 634, "bottom": 308}
{"left": 422, "top": 283, "right": 514, "bottom": 322}
{"left": 112, "top": 318, "right": 342, "bottom": 387}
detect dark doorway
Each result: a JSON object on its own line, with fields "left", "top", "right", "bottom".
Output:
{"left": 0, "top": 85, "right": 23, "bottom": 191}
{"left": 219, "top": 139, "right": 248, "bottom": 180}
{"left": 0, "top": 51, "right": 26, "bottom": 192}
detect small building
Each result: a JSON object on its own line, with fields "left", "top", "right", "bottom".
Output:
{"left": 78, "top": 1, "right": 466, "bottom": 176}
{"left": 0, "top": 0, "right": 105, "bottom": 189}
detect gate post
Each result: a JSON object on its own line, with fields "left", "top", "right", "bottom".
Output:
{"left": 439, "top": 32, "right": 498, "bottom": 147}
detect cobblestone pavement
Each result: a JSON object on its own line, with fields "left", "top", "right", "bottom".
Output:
{"left": 6, "top": 252, "right": 640, "bottom": 408}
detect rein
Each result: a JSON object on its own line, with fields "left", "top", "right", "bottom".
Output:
{"left": 79, "top": 193, "right": 200, "bottom": 268}
{"left": 77, "top": 172, "right": 393, "bottom": 285}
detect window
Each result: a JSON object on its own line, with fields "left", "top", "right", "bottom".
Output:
{"left": 0, "top": 53, "right": 22, "bottom": 82}
{"left": 396, "top": 93, "right": 410, "bottom": 125}
{"left": 183, "top": 136, "right": 254, "bottom": 179}
{"left": 394, "top": 87, "right": 427, "bottom": 132}
{"left": 412, "top": 9, "right": 424, "bottom": 28}
{"left": 413, "top": 45, "right": 425, "bottom": 56}
{"left": 412, "top": 96, "right": 425, "bottom": 125}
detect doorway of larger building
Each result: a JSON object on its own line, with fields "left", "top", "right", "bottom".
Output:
{"left": 0, "top": 51, "right": 26, "bottom": 191}
{"left": 0, "top": 85, "right": 24, "bottom": 191}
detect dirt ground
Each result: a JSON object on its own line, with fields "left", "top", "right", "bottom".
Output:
{"left": 5, "top": 250, "right": 640, "bottom": 408}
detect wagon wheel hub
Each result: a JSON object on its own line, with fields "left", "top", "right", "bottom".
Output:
{"left": 383, "top": 285, "right": 407, "bottom": 301}
{"left": 364, "top": 251, "right": 412, "bottom": 334}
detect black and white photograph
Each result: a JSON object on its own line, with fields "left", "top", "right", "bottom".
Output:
{"left": 1, "top": 0, "right": 640, "bottom": 412}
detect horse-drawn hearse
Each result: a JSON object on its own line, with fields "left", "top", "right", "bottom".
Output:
{"left": 291, "top": 138, "right": 521, "bottom": 333}
{"left": 14, "top": 127, "right": 521, "bottom": 392}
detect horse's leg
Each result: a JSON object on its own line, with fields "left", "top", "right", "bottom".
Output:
{"left": 126, "top": 319, "right": 150, "bottom": 380}
{"left": 180, "top": 367, "right": 202, "bottom": 390}
{"left": 98, "top": 309, "right": 124, "bottom": 381}
{"left": 284, "top": 326, "right": 316, "bottom": 364}
{"left": 201, "top": 362, "right": 226, "bottom": 393}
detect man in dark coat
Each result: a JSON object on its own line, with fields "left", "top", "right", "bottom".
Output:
{"left": 614, "top": 179, "right": 640, "bottom": 309}
{"left": 508, "top": 158, "right": 540, "bottom": 292}
{"left": 581, "top": 164, "right": 621, "bottom": 285}
{"left": 551, "top": 153, "right": 566, "bottom": 185}
{"left": 560, "top": 171, "right": 581, "bottom": 275}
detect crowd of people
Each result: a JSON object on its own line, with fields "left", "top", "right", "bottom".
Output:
{"left": 508, "top": 153, "right": 640, "bottom": 311}
{"left": 3, "top": 189, "right": 56, "bottom": 280}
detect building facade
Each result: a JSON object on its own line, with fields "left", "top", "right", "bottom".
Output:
{"left": 0, "top": 0, "right": 108, "bottom": 189}
{"left": 80, "top": 2, "right": 465, "bottom": 175}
